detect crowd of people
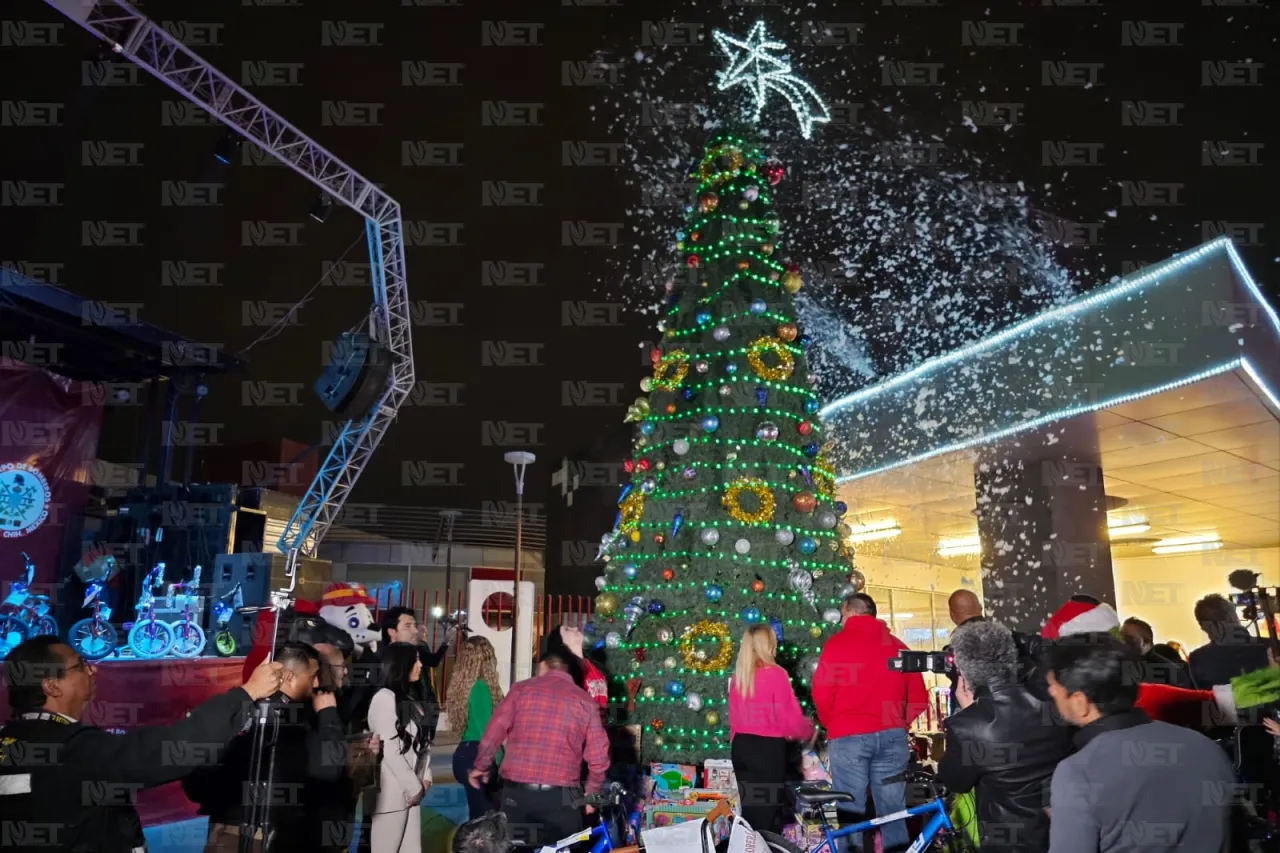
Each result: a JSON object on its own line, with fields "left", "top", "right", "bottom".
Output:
{"left": 4, "top": 588, "right": 1279, "bottom": 853}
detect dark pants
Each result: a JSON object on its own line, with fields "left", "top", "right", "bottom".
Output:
{"left": 500, "top": 784, "right": 583, "bottom": 848}
{"left": 732, "top": 733, "right": 790, "bottom": 834}
{"left": 452, "top": 740, "right": 498, "bottom": 820}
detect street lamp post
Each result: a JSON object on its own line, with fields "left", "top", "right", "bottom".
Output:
{"left": 503, "top": 451, "right": 535, "bottom": 686}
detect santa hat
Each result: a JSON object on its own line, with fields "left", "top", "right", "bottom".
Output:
{"left": 320, "top": 582, "right": 374, "bottom": 609}
{"left": 1041, "top": 598, "right": 1121, "bottom": 639}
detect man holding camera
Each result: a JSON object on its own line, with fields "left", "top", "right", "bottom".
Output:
{"left": 936, "top": 621, "right": 1073, "bottom": 853}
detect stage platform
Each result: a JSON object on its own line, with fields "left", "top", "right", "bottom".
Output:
{"left": 0, "top": 655, "right": 247, "bottom": 827}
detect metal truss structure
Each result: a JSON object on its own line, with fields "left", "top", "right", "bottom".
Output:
{"left": 45, "top": 0, "right": 414, "bottom": 569}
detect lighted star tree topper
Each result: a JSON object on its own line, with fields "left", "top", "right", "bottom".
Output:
{"left": 712, "top": 21, "right": 831, "bottom": 140}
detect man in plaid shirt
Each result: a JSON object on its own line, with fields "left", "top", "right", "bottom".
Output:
{"left": 469, "top": 649, "right": 611, "bottom": 847}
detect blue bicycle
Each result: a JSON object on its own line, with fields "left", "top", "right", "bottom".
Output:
{"left": 760, "top": 771, "right": 959, "bottom": 853}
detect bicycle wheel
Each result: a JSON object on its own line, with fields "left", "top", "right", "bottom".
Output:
{"left": 129, "top": 620, "right": 174, "bottom": 658}
{"left": 171, "top": 622, "right": 206, "bottom": 658}
{"left": 69, "top": 618, "right": 118, "bottom": 660}
{"left": 32, "top": 615, "right": 58, "bottom": 637}
{"left": 758, "top": 831, "right": 805, "bottom": 853}
{"left": 214, "top": 630, "right": 238, "bottom": 656}
{"left": 0, "top": 614, "right": 29, "bottom": 658}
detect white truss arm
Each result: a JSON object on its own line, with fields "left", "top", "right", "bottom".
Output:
{"left": 45, "top": 0, "right": 415, "bottom": 561}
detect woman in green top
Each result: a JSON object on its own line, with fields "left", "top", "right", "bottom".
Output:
{"left": 446, "top": 635, "right": 505, "bottom": 819}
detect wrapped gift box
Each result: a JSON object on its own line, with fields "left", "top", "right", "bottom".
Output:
{"left": 645, "top": 798, "right": 735, "bottom": 840}
{"left": 650, "top": 762, "right": 696, "bottom": 791}
{"left": 783, "top": 823, "right": 830, "bottom": 850}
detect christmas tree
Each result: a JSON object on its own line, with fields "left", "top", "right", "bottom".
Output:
{"left": 590, "top": 131, "right": 862, "bottom": 767}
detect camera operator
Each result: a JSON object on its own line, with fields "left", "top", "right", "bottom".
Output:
{"left": 942, "top": 589, "right": 1050, "bottom": 711}
{"left": 184, "top": 642, "right": 346, "bottom": 853}
{"left": 1189, "top": 594, "right": 1269, "bottom": 689}
{"left": 0, "top": 636, "right": 284, "bottom": 853}
{"left": 936, "top": 621, "right": 1072, "bottom": 853}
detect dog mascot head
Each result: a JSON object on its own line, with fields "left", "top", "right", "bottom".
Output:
{"left": 318, "top": 582, "right": 380, "bottom": 654}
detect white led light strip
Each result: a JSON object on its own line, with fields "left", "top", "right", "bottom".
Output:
{"left": 713, "top": 21, "right": 831, "bottom": 140}
{"left": 835, "top": 357, "right": 1280, "bottom": 484}
{"left": 820, "top": 238, "right": 1277, "bottom": 417}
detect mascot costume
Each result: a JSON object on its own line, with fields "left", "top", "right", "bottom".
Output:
{"left": 240, "top": 582, "right": 378, "bottom": 682}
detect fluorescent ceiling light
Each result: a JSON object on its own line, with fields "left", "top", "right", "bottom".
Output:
{"left": 1100, "top": 522, "right": 1152, "bottom": 535}
{"left": 847, "top": 519, "right": 902, "bottom": 543}
{"left": 1152, "top": 535, "right": 1223, "bottom": 555}
{"left": 938, "top": 535, "right": 981, "bottom": 557}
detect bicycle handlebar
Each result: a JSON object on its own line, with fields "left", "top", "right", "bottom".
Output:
{"left": 576, "top": 782, "right": 626, "bottom": 808}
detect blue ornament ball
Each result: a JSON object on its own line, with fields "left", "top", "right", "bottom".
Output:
{"left": 835, "top": 501, "right": 848, "bottom": 516}
{"left": 639, "top": 421, "right": 655, "bottom": 437}
{"left": 695, "top": 310, "right": 712, "bottom": 325}
{"left": 666, "top": 680, "right": 686, "bottom": 697}
{"left": 623, "top": 562, "right": 638, "bottom": 579}
{"left": 798, "top": 537, "right": 818, "bottom": 555}
{"left": 705, "top": 584, "right": 724, "bottom": 602}
{"left": 676, "top": 230, "right": 686, "bottom": 240}
{"left": 749, "top": 299, "right": 768, "bottom": 315}
{"left": 804, "top": 399, "right": 819, "bottom": 415}
{"left": 724, "top": 362, "right": 738, "bottom": 375}
{"left": 701, "top": 415, "right": 720, "bottom": 433}
{"left": 583, "top": 621, "right": 597, "bottom": 635}
{"left": 741, "top": 606, "right": 762, "bottom": 623}
{"left": 799, "top": 334, "right": 814, "bottom": 349}
{"left": 803, "top": 443, "right": 820, "bottom": 458}
{"left": 647, "top": 599, "right": 665, "bottom": 615}
{"left": 682, "top": 388, "right": 695, "bottom": 401}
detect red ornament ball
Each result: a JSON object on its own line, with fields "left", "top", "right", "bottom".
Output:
{"left": 699, "top": 192, "right": 719, "bottom": 213}
{"left": 623, "top": 459, "right": 635, "bottom": 473}
{"left": 776, "top": 323, "right": 798, "bottom": 342}
{"left": 654, "top": 533, "right": 665, "bottom": 544}
{"left": 650, "top": 348, "right": 662, "bottom": 364}
{"left": 792, "top": 492, "right": 817, "bottom": 514}
{"left": 784, "top": 262, "right": 801, "bottom": 274}
{"left": 750, "top": 577, "right": 766, "bottom": 593}
{"left": 638, "top": 458, "right": 651, "bottom": 471}
{"left": 690, "top": 231, "right": 701, "bottom": 242}
{"left": 686, "top": 254, "right": 701, "bottom": 268}
{"left": 797, "top": 420, "right": 814, "bottom": 436}
{"left": 650, "top": 719, "right": 665, "bottom": 733}
{"left": 662, "top": 567, "right": 675, "bottom": 581}
{"left": 665, "top": 403, "right": 677, "bottom": 414}
{"left": 763, "top": 160, "right": 785, "bottom": 186}
{"left": 635, "top": 648, "right": 647, "bottom": 662}
{"left": 736, "top": 260, "right": 750, "bottom": 271}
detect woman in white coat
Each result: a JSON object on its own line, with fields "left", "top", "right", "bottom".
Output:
{"left": 370, "top": 642, "right": 432, "bottom": 853}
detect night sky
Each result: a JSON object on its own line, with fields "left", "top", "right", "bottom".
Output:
{"left": 1, "top": 0, "right": 1274, "bottom": 524}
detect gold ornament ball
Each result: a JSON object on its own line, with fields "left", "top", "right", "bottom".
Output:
{"left": 761, "top": 242, "right": 775, "bottom": 255}
{"left": 781, "top": 271, "right": 803, "bottom": 294}
{"left": 642, "top": 686, "right": 657, "bottom": 699}
{"left": 705, "top": 711, "right": 720, "bottom": 726}
{"left": 594, "top": 593, "right": 619, "bottom": 616}
{"left": 654, "top": 735, "right": 665, "bottom": 747}
{"left": 640, "top": 377, "right": 653, "bottom": 392}
{"left": 630, "top": 660, "right": 642, "bottom": 671}
{"left": 738, "top": 200, "right": 750, "bottom": 210}
{"left": 628, "top": 530, "right": 640, "bottom": 543}
{"left": 776, "top": 323, "right": 798, "bottom": 342}
{"left": 809, "top": 625, "right": 824, "bottom": 638}
{"left": 664, "top": 656, "right": 678, "bottom": 670}
{"left": 655, "top": 460, "right": 666, "bottom": 470}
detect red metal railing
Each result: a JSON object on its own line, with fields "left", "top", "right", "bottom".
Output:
{"left": 370, "top": 587, "right": 595, "bottom": 701}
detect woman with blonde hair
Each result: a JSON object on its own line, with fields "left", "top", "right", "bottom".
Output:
{"left": 728, "top": 624, "right": 815, "bottom": 833}
{"left": 446, "top": 635, "right": 505, "bottom": 818}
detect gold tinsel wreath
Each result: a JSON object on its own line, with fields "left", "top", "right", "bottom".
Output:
{"left": 698, "top": 144, "right": 746, "bottom": 185}
{"left": 746, "top": 336, "right": 795, "bottom": 382}
{"left": 722, "top": 477, "right": 776, "bottom": 525}
{"left": 619, "top": 491, "right": 646, "bottom": 531}
{"left": 652, "top": 350, "right": 690, "bottom": 392}
{"left": 680, "top": 619, "right": 734, "bottom": 673}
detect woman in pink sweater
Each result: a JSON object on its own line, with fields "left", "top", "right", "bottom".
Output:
{"left": 729, "top": 624, "right": 815, "bottom": 833}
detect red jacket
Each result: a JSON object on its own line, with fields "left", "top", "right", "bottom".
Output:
{"left": 812, "top": 616, "right": 929, "bottom": 739}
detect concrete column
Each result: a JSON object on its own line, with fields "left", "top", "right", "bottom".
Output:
{"left": 976, "top": 443, "right": 1115, "bottom": 634}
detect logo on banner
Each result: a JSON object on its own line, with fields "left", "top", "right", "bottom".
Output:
{"left": 0, "top": 463, "right": 50, "bottom": 537}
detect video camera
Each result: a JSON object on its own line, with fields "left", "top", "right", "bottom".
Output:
{"left": 888, "top": 649, "right": 956, "bottom": 677}
{"left": 1227, "top": 570, "right": 1280, "bottom": 659}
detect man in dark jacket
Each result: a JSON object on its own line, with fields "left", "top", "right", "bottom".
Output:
{"left": 1045, "top": 632, "right": 1235, "bottom": 853}
{"left": 1189, "top": 594, "right": 1269, "bottom": 688}
{"left": 0, "top": 635, "right": 283, "bottom": 853}
{"left": 937, "top": 621, "right": 1073, "bottom": 853}
{"left": 1120, "top": 617, "right": 1192, "bottom": 688}
{"left": 183, "top": 642, "right": 346, "bottom": 853}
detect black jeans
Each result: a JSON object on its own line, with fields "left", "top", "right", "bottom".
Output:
{"left": 452, "top": 740, "right": 498, "bottom": 820}
{"left": 499, "top": 784, "right": 583, "bottom": 848}
{"left": 732, "top": 733, "right": 791, "bottom": 834}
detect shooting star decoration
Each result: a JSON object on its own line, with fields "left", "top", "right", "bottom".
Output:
{"left": 712, "top": 20, "right": 831, "bottom": 140}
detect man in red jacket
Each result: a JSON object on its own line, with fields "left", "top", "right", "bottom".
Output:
{"left": 812, "top": 593, "right": 929, "bottom": 852}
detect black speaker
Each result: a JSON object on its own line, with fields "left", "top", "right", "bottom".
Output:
{"left": 314, "top": 332, "right": 391, "bottom": 419}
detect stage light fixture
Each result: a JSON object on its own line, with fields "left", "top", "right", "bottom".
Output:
{"left": 309, "top": 194, "right": 333, "bottom": 223}
{"left": 214, "top": 131, "right": 241, "bottom": 165}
